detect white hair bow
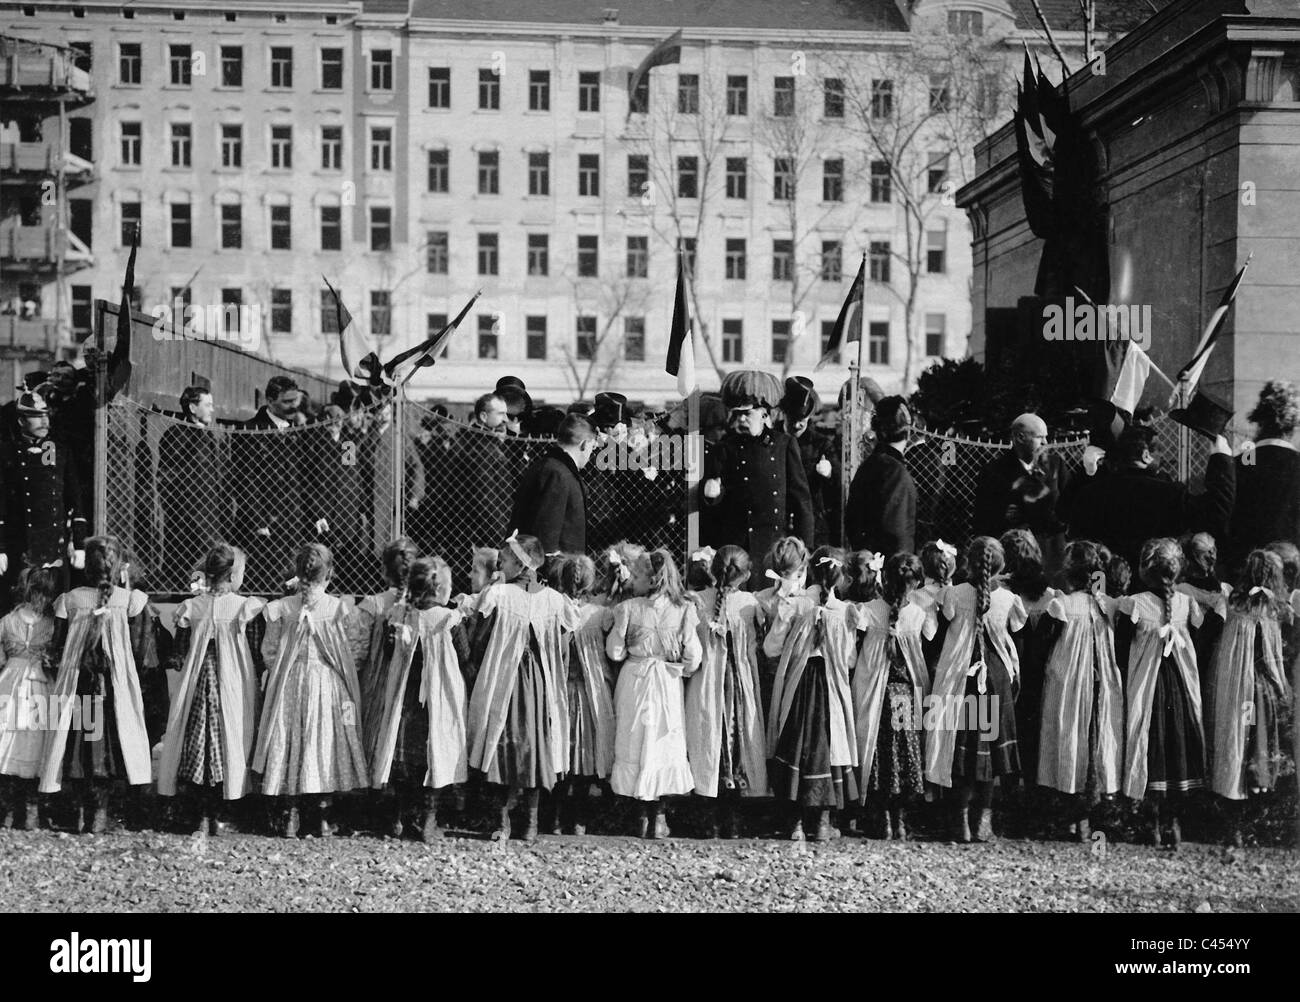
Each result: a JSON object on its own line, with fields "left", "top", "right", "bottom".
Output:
{"left": 818, "top": 555, "right": 843, "bottom": 570}
{"left": 119, "top": 562, "right": 131, "bottom": 586}
{"left": 505, "top": 529, "right": 541, "bottom": 571}
{"left": 1157, "top": 622, "right": 1178, "bottom": 658}
{"left": 189, "top": 571, "right": 209, "bottom": 595}
{"left": 934, "top": 539, "right": 957, "bottom": 558}
{"left": 967, "top": 659, "right": 988, "bottom": 694}
{"left": 691, "top": 547, "right": 716, "bottom": 565}
{"left": 1250, "top": 586, "right": 1275, "bottom": 599}
{"left": 765, "top": 569, "right": 783, "bottom": 583}
{"left": 284, "top": 576, "right": 300, "bottom": 590}
{"left": 607, "top": 549, "right": 623, "bottom": 566}
{"left": 867, "top": 553, "right": 884, "bottom": 573}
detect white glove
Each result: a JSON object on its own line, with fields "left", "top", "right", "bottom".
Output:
{"left": 643, "top": 466, "right": 659, "bottom": 481}
{"left": 703, "top": 477, "right": 721, "bottom": 499}
{"left": 0, "top": 554, "right": 7, "bottom": 575}
{"left": 71, "top": 550, "right": 85, "bottom": 570}
{"left": 1211, "top": 435, "right": 1231, "bottom": 457}
{"left": 256, "top": 526, "right": 272, "bottom": 538}
{"left": 815, "top": 457, "right": 832, "bottom": 478}
{"left": 315, "top": 518, "right": 330, "bottom": 535}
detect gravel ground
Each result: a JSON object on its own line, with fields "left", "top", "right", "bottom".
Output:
{"left": 2, "top": 827, "right": 1296, "bottom": 912}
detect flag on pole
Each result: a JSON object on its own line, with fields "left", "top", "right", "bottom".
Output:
{"left": 1107, "top": 343, "right": 1153, "bottom": 416}
{"left": 384, "top": 289, "right": 482, "bottom": 387}
{"left": 817, "top": 253, "right": 865, "bottom": 369}
{"left": 323, "top": 274, "right": 381, "bottom": 385}
{"left": 627, "top": 28, "right": 682, "bottom": 117}
{"left": 665, "top": 256, "right": 695, "bottom": 398}
{"left": 102, "top": 226, "right": 139, "bottom": 403}
{"left": 1173, "top": 256, "right": 1251, "bottom": 399}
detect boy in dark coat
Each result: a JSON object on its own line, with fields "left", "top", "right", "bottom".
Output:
{"left": 845, "top": 396, "right": 917, "bottom": 557}
{"left": 509, "top": 414, "right": 595, "bottom": 553}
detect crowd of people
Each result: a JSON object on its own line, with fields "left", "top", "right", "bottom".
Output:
{"left": 0, "top": 366, "right": 1294, "bottom": 849}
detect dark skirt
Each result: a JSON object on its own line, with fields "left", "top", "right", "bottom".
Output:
{"left": 716, "top": 634, "right": 753, "bottom": 795}
{"left": 566, "top": 639, "right": 600, "bottom": 779}
{"left": 177, "top": 641, "right": 227, "bottom": 789}
{"left": 951, "top": 643, "right": 1020, "bottom": 782}
{"left": 1013, "top": 620, "right": 1050, "bottom": 785}
{"left": 769, "top": 656, "right": 858, "bottom": 809}
{"left": 389, "top": 640, "right": 429, "bottom": 786}
{"left": 868, "top": 681, "right": 925, "bottom": 798}
{"left": 63, "top": 641, "right": 125, "bottom": 781}
{"left": 485, "top": 637, "right": 557, "bottom": 792}
{"left": 1246, "top": 666, "right": 1288, "bottom": 794}
{"left": 1146, "top": 655, "right": 1205, "bottom": 795}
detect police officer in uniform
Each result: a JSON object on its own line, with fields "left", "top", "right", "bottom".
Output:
{"left": 0, "top": 391, "right": 88, "bottom": 598}
{"left": 701, "top": 370, "right": 814, "bottom": 572}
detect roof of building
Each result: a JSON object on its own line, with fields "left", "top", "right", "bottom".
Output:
{"left": 409, "top": 0, "right": 909, "bottom": 32}
{"left": 1006, "top": 0, "right": 1174, "bottom": 35}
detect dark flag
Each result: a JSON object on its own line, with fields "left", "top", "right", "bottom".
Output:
{"left": 627, "top": 28, "right": 683, "bottom": 116}
{"left": 103, "top": 226, "right": 138, "bottom": 403}
{"left": 665, "top": 256, "right": 694, "bottom": 397}
{"left": 323, "top": 274, "right": 382, "bottom": 386}
{"left": 384, "top": 289, "right": 482, "bottom": 387}
{"left": 817, "top": 253, "right": 865, "bottom": 369}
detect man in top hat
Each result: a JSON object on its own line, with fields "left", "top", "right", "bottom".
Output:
{"left": 973, "top": 413, "right": 1073, "bottom": 574}
{"left": 845, "top": 396, "right": 917, "bottom": 557}
{"left": 781, "top": 377, "right": 838, "bottom": 547}
{"left": 584, "top": 391, "right": 631, "bottom": 552}
{"left": 0, "top": 391, "right": 88, "bottom": 592}
{"left": 702, "top": 370, "right": 814, "bottom": 566}
{"left": 1069, "top": 416, "right": 1235, "bottom": 574}
{"left": 495, "top": 375, "right": 533, "bottom": 437}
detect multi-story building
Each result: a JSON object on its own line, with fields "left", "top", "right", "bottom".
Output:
{"left": 2, "top": 0, "right": 1136, "bottom": 408}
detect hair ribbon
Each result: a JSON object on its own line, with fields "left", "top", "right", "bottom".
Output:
{"left": 691, "top": 546, "right": 716, "bottom": 565}
{"left": 818, "top": 555, "right": 843, "bottom": 570}
{"left": 1249, "top": 586, "right": 1274, "bottom": 599}
{"left": 934, "top": 539, "right": 957, "bottom": 558}
{"left": 505, "top": 529, "right": 542, "bottom": 571}
{"left": 867, "top": 553, "right": 884, "bottom": 573}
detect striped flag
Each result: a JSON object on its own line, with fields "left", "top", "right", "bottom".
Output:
{"left": 1108, "top": 342, "right": 1153, "bottom": 416}
{"left": 665, "top": 256, "right": 695, "bottom": 398}
{"left": 384, "top": 289, "right": 482, "bottom": 387}
{"left": 102, "top": 225, "right": 138, "bottom": 404}
{"left": 323, "top": 274, "right": 381, "bottom": 385}
{"left": 817, "top": 253, "right": 865, "bottom": 369}
{"left": 1174, "top": 256, "right": 1251, "bottom": 398}
{"left": 627, "top": 29, "right": 682, "bottom": 116}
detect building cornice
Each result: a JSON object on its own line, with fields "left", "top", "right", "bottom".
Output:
{"left": 406, "top": 19, "right": 913, "bottom": 48}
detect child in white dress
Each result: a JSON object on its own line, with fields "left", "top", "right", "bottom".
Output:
{"left": 254, "top": 543, "right": 369, "bottom": 838}
{"left": 608, "top": 549, "right": 702, "bottom": 839}
{"left": 926, "top": 536, "right": 1026, "bottom": 843}
{"left": 157, "top": 543, "right": 265, "bottom": 836}
{"left": 0, "top": 568, "right": 58, "bottom": 830}
{"left": 685, "top": 545, "right": 768, "bottom": 837}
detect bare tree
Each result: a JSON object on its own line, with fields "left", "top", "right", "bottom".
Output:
{"left": 836, "top": 21, "right": 1015, "bottom": 389}
{"left": 756, "top": 60, "right": 868, "bottom": 377}
{"left": 559, "top": 273, "right": 651, "bottom": 400}
{"left": 624, "top": 57, "right": 731, "bottom": 380}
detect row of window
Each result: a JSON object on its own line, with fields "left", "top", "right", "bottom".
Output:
{"left": 107, "top": 200, "right": 948, "bottom": 277}
{"left": 111, "top": 119, "right": 950, "bottom": 206}
{"left": 141, "top": 283, "right": 948, "bottom": 366}
{"left": 99, "top": 39, "right": 987, "bottom": 120}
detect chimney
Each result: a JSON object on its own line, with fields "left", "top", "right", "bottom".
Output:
{"left": 602, "top": 8, "right": 620, "bottom": 25}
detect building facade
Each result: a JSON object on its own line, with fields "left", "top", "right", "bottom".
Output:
{"left": 3, "top": 0, "right": 1113, "bottom": 408}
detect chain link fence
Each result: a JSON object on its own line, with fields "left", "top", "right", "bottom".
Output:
{"left": 103, "top": 396, "right": 689, "bottom": 597}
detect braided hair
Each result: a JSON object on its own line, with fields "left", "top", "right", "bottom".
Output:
{"left": 295, "top": 542, "right": 333, "bottom": 598}
{"left": 1139, "top": 537, "right": 1183, "bottom": 629}
{"left": 202, "top": 541, "right": 238, "bottom": 593}
{"left": 559, "top": 554, "right": 597, "bottom": 601}
{"left": 708, "top": 545, "right": 751, "bottom": 635}
{"left": 920, "top": 540, "right": 956, "bottom": 588}
{"left": 84, "top": 535, "right": 125, "bottom": 646}
{"left": 382, "top": 537, "right": 420, "bottom": 605}
{"left": 1000, "top": 528, "right": 1049, "bottom": 601}
{"left": 883, "top": 554, "right": 924, "bottom": 631}
{"left": 765, "top": 536, "right": 809, "bottom": 581}
{"left": 643, "top": 549, "right": 686, "bottom": 607}
{"left": 408, "top": 556, "right": 453, "bottom": 611}
{"left": 1061, "top": 539, "right": 1103, "bottom": 596}
{"left": 809, "top": 546, "right": 845, "bottom": 647}
{"left": 1230, "top": 549, "right": 1286, "bottom": 618}
{"left": 964, "top": 536, "right": 1004, "bottom": 664}
{"left": 1178, "top": 532, "right": 1220, "bottom": 591}
{"left": 598, "top": 540, "right": 645, "bottom": 601}
{"left": 842, "top": 550, "right": 882, "bottom": 602}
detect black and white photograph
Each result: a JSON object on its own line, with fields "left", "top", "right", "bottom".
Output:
{"left": 0, "top": 0, "right": 1295, "bottom": 980}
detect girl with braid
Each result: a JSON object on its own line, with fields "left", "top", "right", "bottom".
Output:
{"left": 1207, "top": 549, "right": 1292, "bottom": 846}
{"left": 352, "top": 537, "right": 421, "bottom": 756}
{"left": 853, "top": 553, "right": 933, "bottom": 840}
{"left": 1117, "top": 538, "right": 1206, "bottom": 850}
{"left": 926, "top": 536, "right": 1026, "bottom": 843}
{"left": 40, "top": 535, "right": 157, "bottom": 834}
{"left": 555, "top": 554, "right": 615, "bottom": 835}
{"left": 1037, "top": 540, "right": 1124, "bottom": 841}
{"left": 763, "top": 545, "right": 859, "bottom": 841}
{"left": 685, "top": 545, "right": 768, "bottom": 838}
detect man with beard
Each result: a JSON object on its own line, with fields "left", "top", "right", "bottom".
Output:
{"left": 157, "top": 385, "right": 226, "bottom": 587}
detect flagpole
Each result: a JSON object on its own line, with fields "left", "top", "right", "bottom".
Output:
{"left": 391, "top": 380, "right": 405, "bottom": 541}
{"left": 687, "top": 367, "right": 700, "bottom": 564}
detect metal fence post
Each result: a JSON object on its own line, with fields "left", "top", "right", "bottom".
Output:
{"left": 391, "top": 381, "right": 405, "bottom": 541}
